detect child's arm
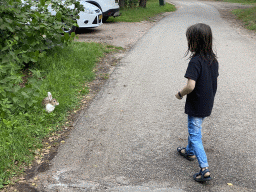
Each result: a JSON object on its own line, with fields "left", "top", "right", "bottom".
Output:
{"left": 175, "top": 79, "right": 196, "bottom": 100}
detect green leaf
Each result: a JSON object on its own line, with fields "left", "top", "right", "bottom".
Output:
{"left": 32, "top": 18, "right": 37, "bottom": 24}
{"left": 4, "top": 18, "right": 13, "bottom": 24}
{"left": 13, "top": 86, "right": 21, "bottom": 93}
{"left": 14, "top": 36, "right": 19, "bottom": 41}
{"left": 35, "top": 12, "right": 41, "bottom": 18}
{"left": 12, "top": 97, "right": 19, "bottom": 103}
{"left": 27, "top": 102, "right": 33, "bottom": 107}
{"left": 21, "top": 91, "right": 29, "bottom": 99}
{"left": 18, "top": 102, "right": 25, "bottom": 108}
{"left": 1, "top": 56, "right": 10, "bottom": 63}
{"left": 56, "top": 11, "right": 62, "bottom": 21}
{"left": 40, "top": 0, "right": 46, "bottom": 6}
{"left": 71, "top": 32, "right": 76, "bottom": 38}
{"left": 25, "top": 32, "right": 33, "bottom": 37}
{"left": 64, "top": 32, "right": 70, "bottom": 41}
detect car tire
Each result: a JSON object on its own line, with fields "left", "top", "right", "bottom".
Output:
{"left": 63, "top": 25, "right": 77, "bottom": 34}
{"left": 102, "top": 16, "right": 109, "bottom": 23}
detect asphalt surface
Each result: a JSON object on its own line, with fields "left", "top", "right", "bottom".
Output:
{"left": 34, "top": 0, "right": 256, "bottom": 191}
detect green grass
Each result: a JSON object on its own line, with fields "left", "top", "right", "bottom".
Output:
{"left": 108, "top": 0, "right": 176, "bottom": 22}
{"left": 232, "top": 6, "right": 256, "bottom": 30}
{"left": 216, "top": 0, "right": 256, "bottom": 4}
{"left": 0, "top": 42, "right": 120, "bottom": 188}
{"left": 215, "top": 0, "right": 256, "bottom": 31}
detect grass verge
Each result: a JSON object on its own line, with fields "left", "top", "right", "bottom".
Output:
{"left": 108, "top": 0, "right": 176, "bottom": 22}
{"left": 0, "top": 42, "right": 121, "bottom": 188}
{"left": 216, "top": 0, "right": 256, "bottom": 3}
{"left": 232, "top": 6, "right": 256, "bottom": 30}
{"left": 215, "top": 0, "right": 256, "bottom": 31}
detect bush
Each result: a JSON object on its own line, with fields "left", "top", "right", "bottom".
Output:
{"left": 0, "top": 0, "right": 84, "bottom": 120}
{"left": 0, "top": 42, "right": 111, "bottom": 187}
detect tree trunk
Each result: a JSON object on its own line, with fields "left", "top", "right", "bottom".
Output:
{"left": 119, "top": 0, "right": 125, "bottom": 8}
{"left": 139, "top": 0, "right": 147, "bottom": 8}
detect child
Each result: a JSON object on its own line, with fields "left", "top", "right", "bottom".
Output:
{"left": 175, "top": 23, "right": 219, "bottom": 182}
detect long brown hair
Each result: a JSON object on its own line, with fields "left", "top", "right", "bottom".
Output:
{"left": 185, "top": 23, "right": 217, "bottom": 64}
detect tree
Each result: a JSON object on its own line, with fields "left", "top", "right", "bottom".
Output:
{"left": 139, "top": 0, "right": 147, "bottom": 8}
{"left": 119, "top": 0, "right": 125, "bottom": 8}
{"left": 118, "top": 0, "right": 147, "bottom": 8}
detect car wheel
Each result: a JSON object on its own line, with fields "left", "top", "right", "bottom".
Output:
{"left": 102, "top": 16, "right": 109, "bottom": 23}
{"left": 63, "top": 25, "right": 76, "bottom": 34}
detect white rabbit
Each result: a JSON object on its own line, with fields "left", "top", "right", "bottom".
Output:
{"left": 42, "top": 92, "right": 59, "bottom": 113}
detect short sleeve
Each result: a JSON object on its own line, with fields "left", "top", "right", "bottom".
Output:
{"left": 184, "top": 58, "right": 201, "bottom": 81}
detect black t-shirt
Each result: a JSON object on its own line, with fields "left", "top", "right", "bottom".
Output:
{"left": 184, "top": 55, "right": 219, "bottom": 117}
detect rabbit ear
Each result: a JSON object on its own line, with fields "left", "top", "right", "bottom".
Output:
{"left": 48, "top": 92, "right": 52, "bottom": 101}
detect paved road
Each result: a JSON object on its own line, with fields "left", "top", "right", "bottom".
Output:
{"left": 34, "top": 0, "right": 256, "bottom": 191}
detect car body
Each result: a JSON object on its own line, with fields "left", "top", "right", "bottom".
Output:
{"left": 48, "top": 1, "right": 103, "bottom": 33}
{"left": 85, "top": 0, "right": 120, "bottom": 22}
{"left": 22, "top": 0, "right": 103, "bottom": 33}
{"left": 77, "top": 1, "right": 103, "bottom": 29}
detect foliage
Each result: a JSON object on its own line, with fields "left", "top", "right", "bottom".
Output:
{"left": 109, "top": 0, "right": 176, "bottom": 22}
{"left": 0, "top": 0, "right": 85, "bottom": 187}
{"left": 119, "top": 0, "right": 150, "bottom": 8}
{"left": 119, "top": 0, "right": 139, "bottom": 8}
{"left": 0, "top": 0, "right": 84, "bottom": 120}
{"left": 0, "top": 42, "right": 118, "bottom": 188}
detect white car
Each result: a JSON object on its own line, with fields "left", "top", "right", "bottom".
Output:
{"left": 49, "top": 1, "right": 103, "bottom": 33}
{"left": 85, "top": 0, "right": 120, "bottom": 22}
{"left": 22, "top": 0, "right": 103, "bottom": 33}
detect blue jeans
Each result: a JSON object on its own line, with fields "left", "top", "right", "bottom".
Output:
{"left": 185, "top": 115, "right": 209, "bottom": 168}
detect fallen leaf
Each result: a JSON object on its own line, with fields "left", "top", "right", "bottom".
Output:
{"left": 227, "top": 183, "right": 233, "bottom": 186}
{"left": 34, "top": 150, "right": 40, "bottom": 154}
{"left": 44, "top": 149, "right": 50, "bottom": 154}
{"left": 61, "top": 140, "right": 65, "bottom": 143}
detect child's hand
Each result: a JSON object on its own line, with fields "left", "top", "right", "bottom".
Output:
{"left": 175, "top": 92, "right": 182, "bottom": 100}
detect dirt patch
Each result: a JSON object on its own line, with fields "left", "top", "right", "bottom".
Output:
{"left": 75, "top": 12, "right": 171, "bottom": 49}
